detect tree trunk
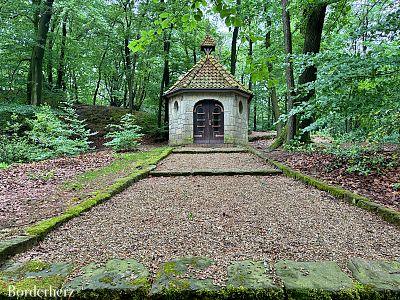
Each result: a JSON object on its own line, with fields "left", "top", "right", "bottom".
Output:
{"left": 193, "top": 48, "right": 197, "bottom": 64}
{"left": 92, "top": 47, "right": 109, "bottom": 105}
{"left": 124, "top": 37, "right": 137, "bottom": 111}
{"left": 297, "top": 4, "right": 327, "bottom": 143}
{"left": 270, "top": 88, "right": 281, "bottom": 134}
{"left": 47, "top": 17, "right": 57, "bottom": 87}
{"left": 253, "top": 99, "right": 257, "bottom": 131}
{"left": 281, "top": 0, "right": 296, "bottom": 142}
{"left": 230, "top": 0, "right": 241, "bottom": 75}
{"left": 230, "top": 26, "right": 239, "bottom": 75}
{"left": 30, "top": 0, "right": 54, "bottom": 105}
{"left": 56, "top": 13, "right": 67, "bottom": 90}
{"left": 27, "top": 0, "right": 41, "bottom": 103}
{"left": 265, "top": 17, "right": 282, "bottom": 135}
{"left": 72, "top": 70, "right": 78, "bottom": 102}
{"left": 158, "top": 29, "right": 171, "bottom": 128}
{"left": 247, "top": 34, "right": 255, "bottom": 131}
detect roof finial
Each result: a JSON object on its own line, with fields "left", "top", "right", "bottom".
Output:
{"left": 201, "top": 35, "right": 216, "bottom": 55}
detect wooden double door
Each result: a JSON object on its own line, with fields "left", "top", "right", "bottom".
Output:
{"left": 193, "top": 100, "right": 224, "bottom": 144}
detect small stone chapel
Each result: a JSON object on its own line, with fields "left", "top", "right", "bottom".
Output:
{"left": 163, "top": 35, "right": 253, "bottom": 145}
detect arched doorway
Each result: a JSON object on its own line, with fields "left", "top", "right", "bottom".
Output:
{"left": 193, "top": 100, "right": 224, "bottom": 144}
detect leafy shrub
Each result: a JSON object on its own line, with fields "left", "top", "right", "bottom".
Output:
{"left": 104, "top": 114, "right": 143, "bottom": 151}
{"left": 0, "top": 104, "right": 92, "bottom": 164}
{"left": 283, "top": 138, "right": 318, "bottom": 153}
{"left": 27, "top": 105, "right": 92, "bottom": 157}
{"left": 0, "top": 103, "right": 37, "bottom": 134}
{"left": 0, "top": 162, "right": 9, "bottom": 169}
{"left": 324, "top": 144, "right": 398, "bottom": 175}
{"left": 133, "top": 111, "right": 168, "bottom": 141}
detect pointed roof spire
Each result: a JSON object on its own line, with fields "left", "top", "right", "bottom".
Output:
{"left": 201, "top": 35, "right": 216, "bottom": 54}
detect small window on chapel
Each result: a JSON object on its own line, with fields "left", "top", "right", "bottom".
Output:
{"left": 239, "top": 100, "right": 243, "bottom": 114}
{"left": 174, "top": 101, "right": 179, "bottom": 112}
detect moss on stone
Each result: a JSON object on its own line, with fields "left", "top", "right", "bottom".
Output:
{"left": 0, "top": 260, "right": 72, "bottom": 297}
{"left": 275, "top": 260, "right": 358, "bottom": 300}
{"left": 225, "top": 260, "right": 284, "bottom": 299}
{"left": 64, "top": 147, "right": 173, "bottom": 191}
{"left": 227, "top": 260, "right": 276, "bottom": 290}
{"left": 348, "top": 258, "right": 400, "bottom": 299}
{"left": 64, "top": 259, "right": 150, "bottom": 299}
{"left": 151, "top": 257, "right": 219, "bottom": 298}
{"left": 0, "top": 236, "right": 35, "bottom": 263}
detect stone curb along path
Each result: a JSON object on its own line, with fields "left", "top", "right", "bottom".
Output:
{"left": 1, "top": 257, "right": 399, "bottom": 299}
{"left": 0, "top": 147, "right": 174, "bottom": 265}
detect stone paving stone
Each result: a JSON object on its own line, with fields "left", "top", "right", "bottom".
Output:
{"left": 275, "top": 260, "right": 354, "bottom": 300}
{"left": 64, "top": 259, "right": 149, "bottom": 299}
{"left": 150, "top": 257, "right": 220, "bottom": 298}
{"left": 348, "top": 258, "right": 400, "bottom": 294}
{"left": 0, "top": 260, "right": 73, "bottom": 297}
{"left": 0, "top": 236, "right": 35, "bottom": 263}
{"left": 227, "top": 260, "right": 275, "bottom": 289}
{"left": 226, "top": 260, "right": 284, "bottom": 299}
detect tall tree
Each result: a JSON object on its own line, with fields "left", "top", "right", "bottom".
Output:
{"left": 265, "top": 16, "right": 282, "bottom": 135}
{"left": 28, "top": 0, "right": 55, "bottom": 105}
{"left": 297, "top": 3, "right": 327, "bottom": 142}
{"left": 230, "top": 0, "right": 241, "bottom": 75}
{"left": 56, "top": 13, "right": 67, "bottom": 90}
{"left": 46, "top": 17, "right": 57, "bottom": 88}
{"left": 281, "top": 0, "right": 296, "bottom": 142}
{"left": 158, "top": 28, "right": 172, "bottom": 128}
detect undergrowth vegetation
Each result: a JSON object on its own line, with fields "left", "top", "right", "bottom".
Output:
{"left": 283, "top": 138, "right": 399, "bottom": 176}
{"left": 0, "top": 103, "right": 157, "bottom": 166}
{"left": 104, "top": 114, "right": 144, "bottom": 152}
{"left": 0, "top": 103, "right": 92, "bottom": 165}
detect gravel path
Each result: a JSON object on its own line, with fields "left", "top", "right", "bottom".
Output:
{"left": 156, "top": 153, "right": 273, "bottom": 171}
{"left": 16, "top": 175, "right": 400, "bottom": 285}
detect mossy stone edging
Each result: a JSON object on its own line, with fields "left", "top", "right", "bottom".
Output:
{"left": 63, "top": 259, "right": 150, "bottom": 299}
{"left": 1, "top": 258, "right": 400, "bottom": 299}
{"left": 248, "top": 146, "right": 400, "bottom": 227}
{"left": 0, "top": 236, "right": 37, "bottom": 264}
{"left": 173, "top": 148, "right": 248, "bottom": 154}
{"left": 0, "top": 260, "right": 74, "bottom": 299}
{"left": 150, "top": 169, "right": 282, "bottom": 177}
{"left": 0, "top": 148, "right": 174, "bottom": 264}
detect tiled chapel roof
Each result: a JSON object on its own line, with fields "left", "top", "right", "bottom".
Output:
{"left": 163, "top": 55, "right": 253, "bottom": 98}
{"left": 164, "top": 35, "right": 252, "bottom": 98}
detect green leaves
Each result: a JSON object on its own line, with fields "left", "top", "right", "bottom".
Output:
{"left": 104, "top": 114, "right": 144, "bottom": 152}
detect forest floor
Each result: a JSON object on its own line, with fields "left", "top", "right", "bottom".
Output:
{"left": 0, "top": 144, "right": 165, "bottom": 239}
{"left": 13, "top": 149, "right": 400, "bottom": 285}
{"left": 251, "top": 139, "right": 400, "bottom": 212}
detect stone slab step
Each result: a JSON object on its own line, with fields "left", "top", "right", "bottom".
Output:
{"left": 2, "top": 258, "right": 399, "bottom": 299}
{"left": 149, "top": 169, "right": 282, "bottom": 177}
{"left": 173, "top": 147, "right": 249, "bottom": 154}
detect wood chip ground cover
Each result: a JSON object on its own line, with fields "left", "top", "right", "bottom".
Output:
{"left": 0, "top": 146, "right": 169, "bottom": 239}
{"left": 0, "top": 151, "right": 114, "bottom": 232}
{"left": 255, "top": 145, "right": 400, "bottom": 212}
